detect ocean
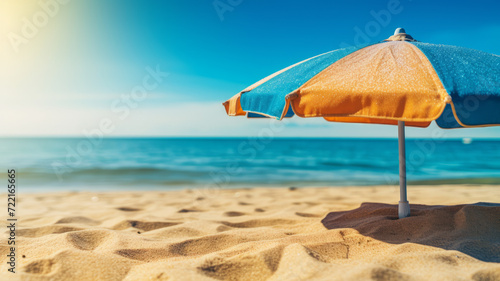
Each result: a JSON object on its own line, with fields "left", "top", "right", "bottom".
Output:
{"left": 1, "top": 138, "right": 499, "bottom": 192}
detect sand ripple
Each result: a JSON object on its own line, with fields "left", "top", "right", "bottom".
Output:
{"left": 1, "top": 185, "right": 499, "bottom": 280}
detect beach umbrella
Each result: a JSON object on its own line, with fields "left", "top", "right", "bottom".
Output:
{"left": 222, "top": 28, "right": 500, "bottom": 218}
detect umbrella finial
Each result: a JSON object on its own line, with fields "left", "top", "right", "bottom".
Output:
{"left": 384, "top": 28, "right": 417, "bottom": 42}
{"left": 394, "top": 27, "right": 406, "bottom": 35}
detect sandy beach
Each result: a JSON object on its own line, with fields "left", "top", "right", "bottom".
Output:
{"left": 0, "top": 185, "right": 498, "bottom": 280}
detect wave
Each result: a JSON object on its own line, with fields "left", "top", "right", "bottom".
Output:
{"left": 409, "top": 177, "right": 500, "bottom": 185}
{"left": 320, "top": 161, "right": 391, "bottom": 170}
{"left": 408, "top": 177, "right": 500, "bottom": 185}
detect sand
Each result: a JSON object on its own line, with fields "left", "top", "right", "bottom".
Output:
{"left": 1, "top": 185, "right": 500, "bottom": 281}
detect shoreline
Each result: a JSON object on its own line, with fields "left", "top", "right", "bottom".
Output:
{"left": 6, "top": 182, "right": 500, "bottom": 194}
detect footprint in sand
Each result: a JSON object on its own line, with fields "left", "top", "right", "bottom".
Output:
{"left": 295, "top": 212, "right": 323, "bottom": 218}
{"left": 17, "top": 226, "right": 83, "bottom": 238}
{"left": 178, "top": 209, "right": 202, "bottom": 213}
{"left": 112, "top": 220, "right": 180, "bottom": 232}
{"left": 56, "top": 216, "right": 100, "bottom": 226}
{"left": 23, "top": 259, "right": 56, "bottom": 275}
{"left": 66, "top": 230, "right": 112, "bottom": 251}
{"left": 116, "top": 207, "right": 142, "bottom": 212}
{"left": 223, "top": 211, "right": 246, "bottom": 217}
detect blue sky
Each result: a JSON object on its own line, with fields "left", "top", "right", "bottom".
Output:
{"left": 1, "top": 0, "right": 500, "bottom": 137}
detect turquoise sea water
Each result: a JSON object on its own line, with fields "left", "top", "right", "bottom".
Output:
{"left": 0, "top": 138, "right": 499, "bottom": 192}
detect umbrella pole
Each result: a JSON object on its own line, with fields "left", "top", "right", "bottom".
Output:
{"left": 398, "top": 121, "right": 410, "bottom": 218}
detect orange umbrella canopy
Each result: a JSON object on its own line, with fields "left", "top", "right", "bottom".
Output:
{"left": 223, "top": 29, "right": 500, "bottom": 129}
